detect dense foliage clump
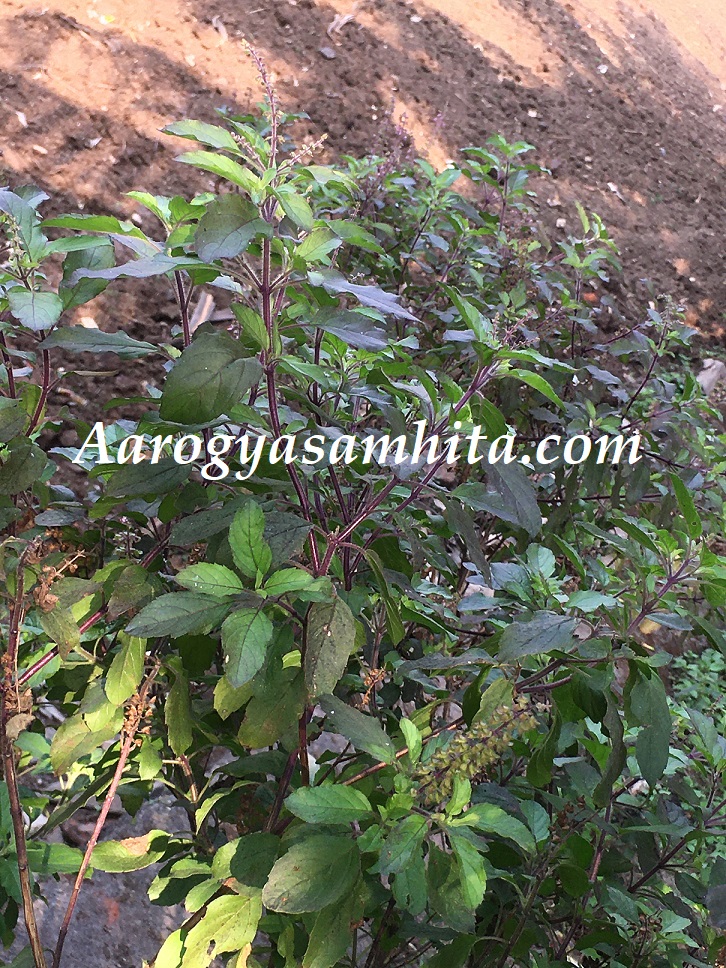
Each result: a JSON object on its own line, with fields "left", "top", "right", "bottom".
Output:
{"left": 3, "top": 57, "right": 726, "bottom": 968}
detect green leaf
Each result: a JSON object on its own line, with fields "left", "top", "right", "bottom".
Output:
{"left": 126, "top": 592, "right": 230, "bottom": 638}
{"left": 498, "top": 612, "right": 577, "bottom": 662}
{"left": 449, "top": 802, "right": 535, "bottom": 852}
{"left": 43, "top": 213, "right": 145, "bottom": 236}
{"left": 165, "top": 660, "right": 193, "bottom": 756}
{"left": 153, "top": 929, "right": 185, "bottom": 968}
{"left": 264, "top": 512, "right": 312, "bottom": 566}
{"left": 327, "top": 219, "right": 384, "bottom": 253}
{"left": 308, "top": 268, "right": 417, "bottom": 320}
{"left": 363, "top": 549, "right": 404, "bottom": 644}
{"left": 26, "top": 841, "right": 83, "bottom": 876}
{"left": 304, "top": 596, "right": 356, "bottom": 700}
{"left": 520, "top": 801, "right": 550, "bottom": 845}
{"left": 609, "top": 515, "right": 660, "bottom": 557}
{"left": 231, "top": 304, "right": 268, "bottom": 350}
{"left": 285, "top": 785, "right": 372, "bottom": 824}
{"left": 507, "top": 369, "right": 565, "bottom": 409}
{"left": 229, "top": 502, "right": 272, "bottom": 579}
{"left": 262, "top": 835, "right": 360, "bottom": 913}
{"left": 424, "top": 937, "right": 476, "bottom": 968}
{"left": 8, "top": 287, "right": 62, "bottom": 332}
{"left": 454, "top": 464, "right": 542, "bottom": 537}
{"left": 50, "top": 705, "right": 123, "bottom": 775}
{"left": 262, "top": 568, "right": 324, "bottom": 598}
{"left": 426, "top": 846, "right": 475, "bottom": 933}
{"left": 527, "top": 710, "right": 561, "bottom": 788}
{"left": 217, "top": 832, "right": 279, "bottom": 889}
{"left": 0, "top": 398, "right": 27, "bottom": 443}
{"left": 312, "top": 308, "right": 388, "bottom": 350}
{"left": 138, "top": 738, "right": 163, "bottom": 780}
{"left": 52, "top": 576, "right": 100, "bottom": 611}
{"left": 126, "top": 191, "right": 173, "bottom": 225}
{"left": 379, "top": 815, "right": 427, "bottom": 875}
{"left": 194, "top": 194, "right": 269, "bottom": 262}
{"left": 559, "top": 861, "right": 590, "bottom": 897}
{"left": 488, "top": 461, "right": 542, "bottom": 536}
{"left": 0, "top": 189, "right": 48, "bottom": 262}
{"left": 692, "top": 614, "right": 726, "bottom": 656}
{"left": 105, "top": 635, "right": 146, "bottom": 705}
{"left": 179, "top": 892, "right": 262, "bottom": 968}
{"left": 274, "top": 187, "right": 314, "bottom": 231}
{"left": 59, "top": 240, "right": 115, "bottom": 310}
{"left": 567, "top": 590, "right": 617, "bottom": 612}
{"left": 593, "top": 693, "right": 627, "bottom": 807}
{"left": 176, "top": 563, "right": 244, "bottom": 597}
{"left": 42, "top": 326, "right": 156, "bottom": 359}
{"left": 70, "top": 253, "right": 203, "bottom": 282}
{"left": 160, "top": 330, "right": 262, "bottom": 424}
{"left": 446, "top": 776, "right": 472, "bottom": 818}
{"left": 107, "top": 564, "right": 154, "bottom": 620}
{"left": 392, "top": 847, "right": 427, "bottom": 915}
{"left": 571, "top": 669, "right": 607, "bottom": 721}
{"left": 170, "top": 500, "right": 248, "bottom": 547}
{"left": 449, "top": 832, "right": 487, "bottom": 909}
{"left": 629, "top": 671, "right": 671, "bottom": 787}
{"left": 237, "top": 667, "right": 305, "bottom": 748}
{"left": 107, "top": 458, "right": 191, "bottom": 498}
{"left": 296, "top": 227, "right": 341, "bottom": 262}
{"left": 221, "top": 607, "right": 274, "bottom": 688}
{"left": 39, "top": 608, "right": 80, "bottom": 660}
{"left": 400, "top": 717, "right": 422, "bottom": 765}
{"left": 320, "top": 695, "right": 396, "bottom": 763}
{"left": 214, "top": 676, "right": 252, "bottom": 721}
{"left": 91, "top": 830, "right": 169, "bottom": 872}
{"left": 176, "top": 150, "right": 262, "bottom": 195}
{"left": 163, "top": 120, "right": 240, "bottom": 152}
{"left": 473, "top": 677, "right": 513, "bottom": 725}
{"left": 303, "top": 889, "right": 362, "bottom": 968}
{"left": 670, "top": 473, "right": 702, "bottom": 540}
{"left": 303, "top": 166, "right": 356, "bottom": 190}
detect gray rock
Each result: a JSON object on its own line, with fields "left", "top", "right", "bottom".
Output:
{"left": 8, "top": 796, "right": 191, "bottom": 968}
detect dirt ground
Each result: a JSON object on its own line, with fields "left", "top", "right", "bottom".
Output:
{"left": 1, "top": 3, "right": 725, "bottom": 963}
{"left": 1, "top": 0, "right": 725, "bottom": 357}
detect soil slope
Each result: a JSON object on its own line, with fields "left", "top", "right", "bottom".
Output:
{"left": 0, "top": 0, "right": 724, "bottom": 335}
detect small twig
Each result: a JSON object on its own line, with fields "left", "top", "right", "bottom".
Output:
{"left": 174, "top": 271, "right": 192, "bottom": 348}
{"left": 0, "top": 697, "right": 48, "bottom": 968}
{"left": 622, "top": 314, "right": 668, "bottom": 417}
{"left": 27, "top": 349, "right": 51, "bottom": 435}
{"left": 1, "top": 544, "right": 47, "bottom": 967}
{"left": 364, "top": 897, "right": 395, "bottom": 968}
{"left": 16, "top": 537, "right": 169, "bottom": 689}
{"left": 343, "top": 717, "right": 463, "bottom": 786}
{"left": 266, "top": 749, "right": 299, "bottom": 833}
{"left": 51, "top": 731, "right": 135, "bottom": 968}
{"left": 625, "top": 556, "right": 693, "bottom": 637}
{"left": 179, "top": 754, "right": 199, "bottom": 806}
{"left": 52, "top": 669, "right": 157, "bottom": 968}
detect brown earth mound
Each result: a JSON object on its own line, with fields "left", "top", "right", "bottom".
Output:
{"left": 1, "top": 0, "right": 724, "bottom": 346}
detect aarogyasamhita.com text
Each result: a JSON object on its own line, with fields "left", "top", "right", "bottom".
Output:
{"left": 73, "top": 419, "right": 643, "bottom": 482}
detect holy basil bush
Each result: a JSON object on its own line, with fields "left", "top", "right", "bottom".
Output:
{"left": 3, "top": 58, "right": 726, "bottom": 968}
